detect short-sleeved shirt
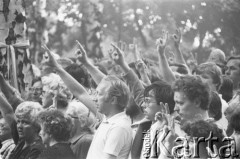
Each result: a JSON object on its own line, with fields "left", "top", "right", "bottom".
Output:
{"left": 86, "top": 112, "right": 132, "bottom": 159}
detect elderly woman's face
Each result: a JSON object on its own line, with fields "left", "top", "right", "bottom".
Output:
{"left": 16, "top": 115, "right": 37, "bottom": 139}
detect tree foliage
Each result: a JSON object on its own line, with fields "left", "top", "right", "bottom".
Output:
{"left": 25, "top": 0, "right": 240, "bottom": 63}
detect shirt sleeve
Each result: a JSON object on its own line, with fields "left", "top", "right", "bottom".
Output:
{"left": 103, "top": 126, "right": 131, "bottom": 156}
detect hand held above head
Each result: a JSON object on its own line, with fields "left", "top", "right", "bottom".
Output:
{"left": 156, "top": 30, "right": 169, "bottom": 56}
{"left": 75, "top": 40, "right": 89, "bottom": 65}
{"left": 41, "top": 45, "right": 62, "bottom": 71}
{"left": 172, "top": 28, "right": 182, "bottom": 48}
{"left": 110, "top": 42, "right": 126, "bottom": 67}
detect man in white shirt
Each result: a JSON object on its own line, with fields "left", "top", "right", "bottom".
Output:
{"left": 42, "top": 44, "right": 133, "bottom": 159}
{"left": 86, "top": 76, "right": 132, "bottom": 159}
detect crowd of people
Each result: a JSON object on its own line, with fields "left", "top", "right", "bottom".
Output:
{"left": 0, "top": 28, "right": 239, "bottom": 159}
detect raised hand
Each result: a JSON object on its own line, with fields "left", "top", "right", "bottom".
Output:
{"left": 75, "top": 40, "right": 89, "bottom": 64}
{"left": 129, "top": 38, "right": 141, "bottom": 61}
{"left": 135, "top": 59, "right": 147, "bottom": 73}
{"left": 155, "top": 102, "right": 173, "bottom": 130}
{"left": 156, "top": 102, "right": 177, "bottom": 157}
{"left": 110, "top": 43, "right": 126, "bottom": 67}
{"left": 172, "top": 28, "right": 182, "bottom": 47}
{"left": 156, "top": 30, "right": 169, "bottom": 55}
{"left": 41, "top": 45, "right": 61, "bottom": 70}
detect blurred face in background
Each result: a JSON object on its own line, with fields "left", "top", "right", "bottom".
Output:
{"left": 42, "top": 89, "right": 54, "bottom": 108}
{"left": 226, "top": 59, "right": 240, "bottom": 88}
{"left": 29, "top": 81, "right": 43, "bottom": 103}
{"left": 0, "top": 118, "right": 12, "bottom": 141}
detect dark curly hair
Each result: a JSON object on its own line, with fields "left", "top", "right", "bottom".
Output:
{"left": 37, "top": 109, "right": 72, "bottom": 142}
{"left": 172, "top": 75, "right": 211, "bottom": 110}
{"left": 182, "top": 120, "right": 225, "bottom": 150}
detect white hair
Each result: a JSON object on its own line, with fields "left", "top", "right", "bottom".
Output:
{"left": 66, "top": 101, "right": 95, "bottom": 129}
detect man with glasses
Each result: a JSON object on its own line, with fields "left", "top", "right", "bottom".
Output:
{"left": 28, "top": 77, "right": 43, "bottom": 104}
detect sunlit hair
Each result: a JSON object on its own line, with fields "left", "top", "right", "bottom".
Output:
{"left": 102, "top": 75, "right": 130, "bottom": 110}
{"left": 66, "top": 101, "right": 95, "bottom": 130}
{"left": 172, "top": 75, "right": 211, "bottom": 110}
{"left": 37, "top": 109, "right": 72, "bottom": 142}
{"left": 194, "top": 62, "right": 222, "bottom": 91}
{"left": 15, "top": 101, "right": 43, "bottom": 133}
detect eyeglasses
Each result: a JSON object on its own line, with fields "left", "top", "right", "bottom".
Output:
{"left": 143, "top": 98, "right": 157, "bottom": 107}
{"left": 29, "top": 87, "right": 43, "bottom": 92}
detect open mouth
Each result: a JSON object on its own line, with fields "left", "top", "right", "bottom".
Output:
{"left": 18, "top": 130, "right": 23, "bottom": 135}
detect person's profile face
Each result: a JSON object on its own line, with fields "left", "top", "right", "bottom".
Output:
{"left": 226, "top": 59, "right": 240, "bottom": 87}
{"left": 174, "top": 91, "right": 199, "bottom": 123}
{"left": 16, "top": 115, "right": 37, "bottom": 139}
{"left": 143, "top": 91, "right": 161, "bottom": 121}
{"left": 96, "top": 80, "right": 111, "bottom": 114}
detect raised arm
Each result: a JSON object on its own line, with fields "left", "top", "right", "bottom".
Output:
{"left": 172, "top": 29, "right": 191, "bottom": 74}
{"left": 0, "top": 94, "right": 15, "bottom": 126}
{"left": 135, "top": 60, "right": 151, "bottom": 86}
{"left": 0, "top": 73, "right": 24, "bottom": 110}
{"left": 130, "top": 39, "right": 151, "bottom": 86}
{"left": 42, "top": 45, "right": 98, "bottom": 116}
{"left": 172, "top": 29, "right": 186, "bottom": 65}
{"left": 157, "top": 31, "right": 176, "bottom": 83}
{"left": 111, "top": 43, "right": 145, "bottom": 109}
{"left": 76, "top": 41, "right": 106, "bottom": 85}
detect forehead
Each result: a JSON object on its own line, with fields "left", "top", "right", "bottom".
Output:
{"left": 16, "top": 113, "right": 31, "bottom": 121}
{"left": 174, "top": 91, "right": 188, "bottom": 101}
{"left": 33, "top": 81, "right": 42, "bottom": 87}
{"left": 145, "top": 90, "right": 155, "bottom": 98}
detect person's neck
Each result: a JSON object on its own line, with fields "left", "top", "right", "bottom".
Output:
{"left": 49, "top": 140, "right": 58, "bottom": 147}
{"left": 105, "top": 109, "right": 123, "bottom": 119}
{"left": 49, "top": 139, "right": 68, "bottom": 147}
{"left": 131, "top": 113, "right": 145, "bottom": 124}
{"left": 70, "top": 128, "right": 87, "bottom": 142}
{"left": 196, "top": 110, "right": 209, "bottom": 120}
{"left": 1, "top": 136, "right": 12, "bottom": 143}
{"left": 24, "top": 134, "right": 39, "bottom": 147}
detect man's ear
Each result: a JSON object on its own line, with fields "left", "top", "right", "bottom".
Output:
{"left": 110, "top": 96, "right": 118, "bottom": 105}
{"left": 194, "top": 98, "right": 201, "bottom": 108}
